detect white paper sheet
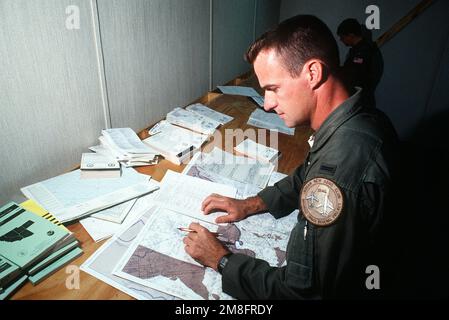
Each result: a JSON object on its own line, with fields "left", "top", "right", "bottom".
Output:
{"left": 234, "top": 138, "right": 280, "bottom": 163}
{"left": 182, "top": 152, "right": 261, "bottom": 199}
{"left": 166, "top": 107, "right": 219, "bottom": 135}
{"left": 185, "top": 103, "right": 233, "bottom": 125}
{"left": 186, "top": 147, "right": 274, "bottom": 189}
{"left": 80, "top": 186, "right": 159, "bottom": 242}
{"left": 247, "top": 108, "right": 295, "bottom": 135}
{"left": 90, "top": 198, "right": 137, "bottom": 224}
{"left": 250, "top": 95, "right": 265, "bottom": 107}
{"left": 154, "top": 170, "right": 236, "bottom": 224}
{"left": 101, "top": 128, "right": 156, "bottom": 154}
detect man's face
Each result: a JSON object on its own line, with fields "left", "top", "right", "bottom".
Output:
{"left": 339, "top": 34, "right": 354, "bottom": 47}
{"left": 253, "top": 48, "right": 313, "bottom": 128}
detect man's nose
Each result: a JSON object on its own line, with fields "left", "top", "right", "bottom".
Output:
{"left": 263, "top": 92, "right": 277, "bottom": 112}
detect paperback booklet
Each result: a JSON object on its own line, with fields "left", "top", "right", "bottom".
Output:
{"left": 80, "top": 153, "right": 121, "bottom": 179}
{"left": 0, "top": 202, "right": 70, "bottom": 270}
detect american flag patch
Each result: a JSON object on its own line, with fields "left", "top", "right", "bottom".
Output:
{"left": 353, "top": 57, "right": 364, "bottom": 64}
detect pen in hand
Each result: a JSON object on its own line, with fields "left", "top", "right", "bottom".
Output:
{"left": 177, "top": 227, "right": 222, "bottom": 237}
{"left": 178, "top": 227, "right": 242, "bottom": 247}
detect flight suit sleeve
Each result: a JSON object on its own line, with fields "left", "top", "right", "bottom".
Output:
{"left": 257, "top": 164, "right": 305, "bottom": 219}
{"left": 221, "top": 220, "right": 318, "bottom": 300}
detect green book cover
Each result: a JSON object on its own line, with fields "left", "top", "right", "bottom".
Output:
{"left": 0, "top": 202, "right": 70, "bottom": 269}
{"left": 29, "top": 247, "right": 83, "bottom": 285}
{"left": 0, "top": 274, "right": 28, "bottom": 300}
{"left": 28, "top": 241, "right": 79, "bottom": 275}
{"left": 0, "top": 202, "right": 24, "bottom": 225}
{"left": 0, "top": 256, "right": 21, "bottom": 288}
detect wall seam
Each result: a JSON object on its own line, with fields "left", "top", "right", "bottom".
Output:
{"left": 209, "top": 0, "right": 213, "bottom": 90}
{"left": 253, "top": 0, "right": 258, "bottom": 41}
{"left": 90, "top": 0, "right": 112, "bottom": 129}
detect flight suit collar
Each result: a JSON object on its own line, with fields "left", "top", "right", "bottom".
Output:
{"left": 309, "top": 87, "right": 363, "bottom": 154}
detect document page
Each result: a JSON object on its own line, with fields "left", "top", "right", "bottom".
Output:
{"left": 101, "top": 128, "right": 156, "bottom": 154}
{"left": 166, "top": 107, "right": 220, "bottom": 135}
{"left": 154, "top": 170, "right": 236, "bottom": 224}
{"left": 186, "top": 103, "right": 233, "bottom": 125}
{"left": 188, "top": 147, "right": 274, "bottom": 189}
{"left": 80, "top": 185, "right": 160, "bottom": 242}
{"left": 248, "top": 108, "right": 295, "bottom": 136}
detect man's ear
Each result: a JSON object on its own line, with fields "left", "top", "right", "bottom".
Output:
{"left": 304, "top": 59, "right": 326, "bottom": 90}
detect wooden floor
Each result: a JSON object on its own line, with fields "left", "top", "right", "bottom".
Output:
{"left": 11, "top": 72, "right": 312, "bottom": 300}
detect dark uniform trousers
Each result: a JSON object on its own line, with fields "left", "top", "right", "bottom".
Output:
{"left": 221, "top": 88, "right": 398, "bottom": 299}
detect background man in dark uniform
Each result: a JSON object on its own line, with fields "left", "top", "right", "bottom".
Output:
{"left": 183, "top": 15, "right": 398, "bottom": 299}
{"left": 337, "top": 18, "right": 383, "bottom": 107}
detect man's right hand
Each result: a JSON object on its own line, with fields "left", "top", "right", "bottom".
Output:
{"left": 201, "top": 194, "right": 267, "bottom": 224}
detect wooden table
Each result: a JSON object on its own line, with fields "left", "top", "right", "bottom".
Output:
{"left": 12, "top": 73, "right": 312, "bottom": 300}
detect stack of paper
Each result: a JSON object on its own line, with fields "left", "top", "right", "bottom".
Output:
{"left": 143, "top": 120, "right": 208, "bottom": 165}
{"left": 247, "top": 108, "right": 295, "bottom": 135}
{"left": 21, "top": 167, "right": 159, "bottom": 223}
{"left": 234, "top": 138, "right": 281, "bottom": 164}
{"left": 166, "top": 107, "right": 220, "bottom": 135}
{"left": 0, "top": 202, "right": 83, "bottom": 299}
{"left": 90, "top": 128, "right": 159, "bottom": 167}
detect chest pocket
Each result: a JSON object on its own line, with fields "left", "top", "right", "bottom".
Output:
{"left": 285, "top": 217, "right": 313, "bottom": 290}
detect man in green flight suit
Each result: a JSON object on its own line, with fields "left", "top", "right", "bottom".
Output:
{"left": 183, "top": 14, "right": 398, "bottom": 299}
{"left": 337, "top": 18, "right": 384, "bottom": 108}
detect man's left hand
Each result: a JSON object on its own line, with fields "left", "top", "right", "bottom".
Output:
{"left": 183, "top": 222, "right": 230, "bottom": 270}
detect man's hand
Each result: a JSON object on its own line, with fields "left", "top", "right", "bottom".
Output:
{"left": 183, "top": 222, "right": 229, "bottom": 270}
{"left": 201, "top": 194, "right": 268, "bottom": 224}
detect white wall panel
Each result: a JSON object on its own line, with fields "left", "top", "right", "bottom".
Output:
{"left": 97, "top": 0, "right": 210, "bottom": 131}
{"left": 0, "top": 0, "right": 105, "bottom": 203}
{"left": 212, "top": 0, "right": 255, "bottom": 87}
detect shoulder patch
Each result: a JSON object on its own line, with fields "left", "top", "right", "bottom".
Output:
{"left": 300, "top": 177, "right": 344, "bottom": 226}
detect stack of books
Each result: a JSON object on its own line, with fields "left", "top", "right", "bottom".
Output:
{"left": 0, "top": 201, "right": 82, "bottom": 299}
